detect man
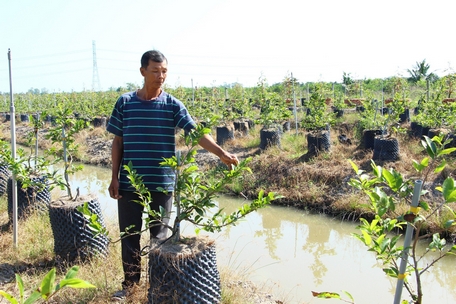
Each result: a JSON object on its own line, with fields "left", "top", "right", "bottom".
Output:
{"left": 107, "top": 50, "right": 238, "bottom": 300}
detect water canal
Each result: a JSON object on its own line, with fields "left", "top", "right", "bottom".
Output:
{"left": 64, "top": 163, "right": 456, "bottom": 304}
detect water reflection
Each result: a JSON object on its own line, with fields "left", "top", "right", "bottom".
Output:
{"left": 303, "top": 219, "right": 336, "bottom": 286}
{"left": 72, "top": 164, "right": 456, "bottom": 304}
{"left": 211, "top": 196, "right": 456, "bottom": 304}
{"left": 255, "top": 206, "right": 283, "bottom": 260}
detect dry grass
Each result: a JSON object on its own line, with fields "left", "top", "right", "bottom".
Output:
{"left": 217, "top": 120, "right": 456, "bottom": 240}
{"left": 219, "top": 266, "right": 279, "bottom": 304}
{"left": 0, "top": 197, "right": 128, "bottom": 303}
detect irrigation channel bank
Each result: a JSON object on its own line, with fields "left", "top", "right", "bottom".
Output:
{"left": 60, "top": 163, "right": 456, "bottom": 304}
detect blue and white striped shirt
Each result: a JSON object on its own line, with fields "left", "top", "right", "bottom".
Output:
{"left": 107, "top": 90, "right": 195, "bottom": 192}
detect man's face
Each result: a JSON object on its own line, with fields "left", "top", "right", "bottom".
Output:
{"left": 140, "top": 60, "right": 168, "bottom": 89}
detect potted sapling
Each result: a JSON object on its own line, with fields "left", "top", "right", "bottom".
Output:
{"left": 123, "top": 123, "right": 283, "bottom": 303}
{"left": 44, "top": 102, "right": 109, "bottom": 262}
{"left": 300, "top": 84, "right": 335, "bottom": 157}
{"left": 255, "top": 76, "right": 291, "bottom": 149}
{"left": 372, "top": 91, "right": 409, "bottom": 161}
{"left": 3, "top": 114, "right": 53, "bottom": 222}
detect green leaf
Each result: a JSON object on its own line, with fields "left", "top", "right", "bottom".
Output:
{"left": 16, "top": 274, "right": 25, "bottom": 301}
{"left": 23, "top": 291, "right": 41, "bottom": 304}
{"left": 54, "top": 266, "right": 81, "bottom": 292}
{"left": 40, "top": 268, "right": 56, "bottom": 299}
{"left": 382, "top": 169, "right": 395, "bottom": 188}
{"left": 438, "top": 147, "right": 456, "bottom": 156}
{"left": 434, "top": 160, "right": 446, "bottom": 173}
{"left": 342, "top": 290, "right": 354, "bottom": 302}
{"left": 371, "top": 160, "right": 382, "bottom": 178}
{"left": 361, "top": 230, "right": 372, "bottom": 246}
{"left": 382, "top": 169, "right": 403, "bottom": 192}
{"left": 58, "top": 278, "right": 96, "bottom": 289}
{"left": 442, "top": 177, "right": 456, "bottom": 203}
{"left": 0, "top": 291, "right": 18, "bottom": 304}
{"left": 312, "top": 291, "right": 341, "bottom": 299}
{"left": 348, "top": 159, "right": 359, "bottom": 174}
{"left": 428, "top": 233, "right": 446, "bottom": 251}
{"left": 444, "top": 220, "right": 454, "bottom": 229}
{"left": 422, "top": 136, "right": 437, "bottom": 158}
{"left": 419, "top": 201, "right": 430, "bottom": 211}
{"left": 383, "top": 267, "right": 398, "bottom": 277}
{"left": 412, "top": 159, "right": 425, "bottom": 172}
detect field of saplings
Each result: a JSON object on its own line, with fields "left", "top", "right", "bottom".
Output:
{"left": 0, "top": 73, "right": 455, "bottom": 137}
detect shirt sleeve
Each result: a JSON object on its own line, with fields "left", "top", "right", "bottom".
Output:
{"left": 173, "top": 97, "right": 196, "bottom": 131}
{"left": 106, "top": 95, "right": 126, "bottom": 137}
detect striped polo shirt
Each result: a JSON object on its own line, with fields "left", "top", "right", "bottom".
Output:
{"left": 107, "top": 90, "right": 195, "bottom": 192}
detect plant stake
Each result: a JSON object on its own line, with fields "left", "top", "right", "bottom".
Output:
{"left": 393, "top": 180, "right": 423, "bottom": 304}
{"left": 7, "top": 48, "right": 18, "bottom": 248}
{"left": 292, "top": 72, "right": 298, "bottom": 135}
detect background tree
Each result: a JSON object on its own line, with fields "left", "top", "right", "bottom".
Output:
{"left": 407, "top": 59, "right": 438, "bottom": 83}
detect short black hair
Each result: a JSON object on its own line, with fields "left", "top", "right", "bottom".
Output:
{"left": 141, "top": 50, "right": 167, "bottom": 68}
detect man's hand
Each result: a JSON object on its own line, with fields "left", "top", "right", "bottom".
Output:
{"left": 220, "top": 152, "right": 239, "bottom": 168}
{"left": 108, "top": 178, "right": 122, "bottom": 199}
{"left": 198, "top": 133, "right": 239, "bottom": 169}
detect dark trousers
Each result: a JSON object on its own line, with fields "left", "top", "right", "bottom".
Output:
{"left": 118, "top": 190, "right": 173, "bottom": 288}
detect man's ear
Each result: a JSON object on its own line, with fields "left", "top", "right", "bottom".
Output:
{"left": 140, "top": 67, "right": 145, "bottom": 77}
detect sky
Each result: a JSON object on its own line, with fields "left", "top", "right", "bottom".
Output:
{"left": 1, "top": 0, "right": 455, "bottom": 93}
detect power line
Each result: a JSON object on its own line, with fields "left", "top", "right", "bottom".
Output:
{"left": 2, "top": 68, "right": 92, "bottom": 79}
{"left": 4, "top": 58, "right": 92, "bottom": 70}
{"left": 92, "top": 41, "right": 101, "bottom": 91}
{"left": 14, "top": 49, "right": 91, "bottom": 61}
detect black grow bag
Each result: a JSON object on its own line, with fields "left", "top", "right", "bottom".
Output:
{"left": 0, "top": 165, "right": 10, "bottom": 197}
{"left": 445, "top": 133, "right": 456, "bottom": 156}
{"left": 362, "top": 129, "right": 385, "bottom": 150}
{"left": 356, "top": 105, "right": 365, "bottom": 112}
{"left": 216, "top": 125, "right": 234, "bottom": 146}
{"left": 92, "top": 117, "right": 107, "bottom": 128}
{"left": 307, "top": 130, "right": 331, "bottom": 155}
{"left": 233, "top": 120, "right": 249, "bottom": 136}
{"left": 49, "top": 196, "right": 109, "bottom": 262}
{"left": 333, "top": 108, "right": 344, "bottom": 118}
{"left": 7, "top": 176, "right": 51, "bottom": 222}
{"left": 373, "top": 136, "right": 400, "bottom": 161}
{"left": 410, "top": 122, "right": 423, "bottom": 138}
{"left": 399, "top": 108, "right": 410, "bottom": 123}
{"left": 421, "top": 126, "right": 431, "bottom": 139}
{"left": 427, "top": 128, "right": 450, "bottom": 140}
{"left": 148, "top": 237, "right": 221, "bottom": 304}
{"left": 20, "top": 114, "right": 29, "bottom": 123}
{"left": 260, "top": 127, "right": 282, "bottom": 150}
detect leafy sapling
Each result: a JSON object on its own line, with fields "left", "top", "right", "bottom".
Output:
{"left": 44, "top": 102, "right": 89, "bottom": 200}
{"left": 124, "top": 123, "right": 283, "bottom": 244}
{"left": 346, "top": 135, "right": 456, "bottom": 303}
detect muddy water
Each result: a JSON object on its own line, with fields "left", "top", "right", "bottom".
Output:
{"left": 68, "top": 163, "right": 456, "bottom": 304}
